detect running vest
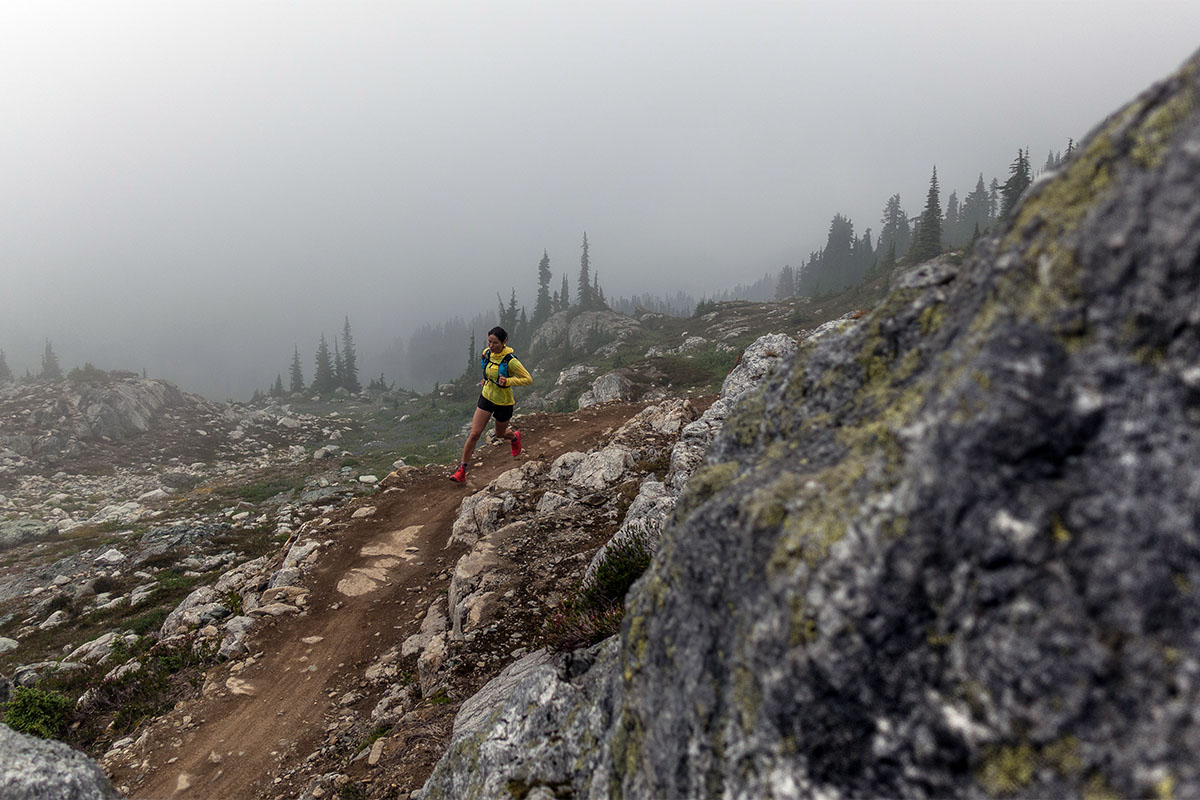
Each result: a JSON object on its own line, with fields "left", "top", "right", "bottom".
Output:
{"left": 481, "top": 350, "right": 515, "bottom": 385}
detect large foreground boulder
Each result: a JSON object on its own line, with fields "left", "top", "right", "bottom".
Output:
{"left": 0, "top": 724, "right": 123, "bottom": 799}
{"left": 421, "top": 49, "right": 1200, "bottom": 799}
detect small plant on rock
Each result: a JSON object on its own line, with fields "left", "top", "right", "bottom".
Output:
{"left": 544, "top": 530, "right": 653, "bottom": 652}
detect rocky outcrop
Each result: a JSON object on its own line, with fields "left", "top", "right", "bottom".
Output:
{"left": 0, "top": 725, "right": 122, "bottom": 799}
{"left": 529, "top": 310, "right": 642, "bottom": 357}
{"left": 419, "top": 52, "right": 1200, "bottom": 799}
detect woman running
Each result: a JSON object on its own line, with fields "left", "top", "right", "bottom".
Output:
{"left": 450, "top": 325, "right": 532, "bottom": 483}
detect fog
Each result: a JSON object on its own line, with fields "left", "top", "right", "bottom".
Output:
{"left": 2, "top": 2, "right": 1197, "bottom": 399}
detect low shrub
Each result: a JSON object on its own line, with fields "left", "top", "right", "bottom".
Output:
{"left": 581, "top": 531, "right": 652, "bottom": 609}
{"left": 3, "top": 686, "right": 71, "bottom": 738}
{"left": 544, "top": 531, "right": 654, "bottom": 652}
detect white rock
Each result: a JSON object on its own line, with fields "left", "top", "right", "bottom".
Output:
{"left": 95, "top": 548, "right": 126, "bottom": 565}
{"left": 352, "top": 506, "right": 377, "bottom": 519}
{"left": 358, "top": 475, "right": 378, "bottom": 484}
{"left": 39, "top": 610, "right": 69, "bottom": 630}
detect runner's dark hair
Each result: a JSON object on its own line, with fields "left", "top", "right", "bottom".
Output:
{"left": 488, "top": 326, "right": 508, "bottom": 343}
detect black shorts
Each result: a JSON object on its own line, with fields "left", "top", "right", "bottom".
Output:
{"left": 477, "top": 394, "right": 514, "bottom": 422}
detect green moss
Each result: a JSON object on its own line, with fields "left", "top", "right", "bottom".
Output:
{"left": 1131, "top": 84, "right": 1198, "bottom": 168}
{"left": 1083, "top": 773, "right": 1122, "bottom": 800}
{"left": 676, "top": 461, "right": 742, "bottom": 517}
{"left": 978, "top": 742, "right": 1036, "bottom": 796}
{"left": 1051, "top": 515, "right": 1073, "bottom": 544}
{"left": 1043, "top": 736, "right": 1083, "bottom": 777}
{"left": 609, "top": 711, "right": 645, "bottom": 800}
{"left": 732, "top": 665, "right": 763, "bottom": 734}
{"left": 919, "top": 302, "right": 947, "bottom": 336}
{"left": 743, "top": 471, "right": 801, "bottom": 530}
{"left": 926, "top": 631, "right": 954, "bottom": 648}
{"left": 788, "top": 594, "right": 818, "bottom": 647}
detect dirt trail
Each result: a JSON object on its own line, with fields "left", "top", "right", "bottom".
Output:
{"left": 110, "top": 402, "right": 646, "bottom": 800}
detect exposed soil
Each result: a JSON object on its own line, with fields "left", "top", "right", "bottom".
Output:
{"left": 105, "top": 401, "right": 649, "bottom": 800}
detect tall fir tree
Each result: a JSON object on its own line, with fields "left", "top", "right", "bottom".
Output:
{"left": 961, "top": 174, "right": 991, "bottom": 238}
{"left": 560, "top": 274, "right": 570, "bottom": 312}
{"left": 1000, "top": 149, "right": 1031, "bottom": 218}
{"left": 517, "top": 307, "right": 529, "bottom": 351}
{"left": 271, "top": 373, "right": 285, "bottom": 397}
{"left": 312, "top": 334, "right": 335, "bottom": 394}
{"left": 506, "top": 289, "right": 519, "bottom": 330}
{"left": 40, "top": 340, "right": 62, "bottom": 380}
{"left": 341, "top": 317, "right": 361, "bottom": 393}
{"left": 878, "top": 194, "right": 910, "bottom": 265}
{"left": 289, "top": 345, "right": 305, "bottom": 394}
{"left": 533, "top": 250, "right": 552, "bottom": 326}
{"left": 0, "top": 349, "right": 11, "bottom": 383}
{"left": 576, "top": 232, "right": 592, "bottom": 310}
{"left": 774, "top": 265, "right": 795, "bottom": 299}
{"left": 552, "top": 289, "right": 561, "bottom": 314}
{"left": 988, "top": 178, "right": 1001, "bottom": 222}
{"left": 469, "top": 330, "right": 477, "bottom": 370}
{"left": 880, "top": 240, "right": 897, "bottom": 274}
{"left": 912, "top": 166, "right": 944, "bottom": 263}
{"left": 333, "top": 340, "right": 345, "bottom": 389}
{"left": 944, "top": 190, "right": 961, "bottom": 245}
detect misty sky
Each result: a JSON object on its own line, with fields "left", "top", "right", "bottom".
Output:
{"left": 3, "top": 2, "right": 1198, "bottom": 399}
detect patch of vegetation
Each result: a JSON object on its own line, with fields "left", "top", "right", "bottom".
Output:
{"left": 38, "top": 633, "right": 218, "bottom": 752}
{"left": 1, "top": 686, "right": 71, "bottom": 738}
{"left": 126, "top": 607, "right": 169, "bottom": 636}
{"left": 353, "top": 724, "right": 393, "bottom": 757}
{"left": 544, "top": 530, "right": 653, "bottom": 651}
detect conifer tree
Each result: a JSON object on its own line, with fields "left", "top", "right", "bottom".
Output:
{"left": 577, "top": 232, "right": 592, "bottom": 310}
{"left": 533, "top": 250, "right": 552, "bottom": 326}
{"left": 912, "top": 166, "right": 943, "bottom": 263}
{"left": 988, "top": 178, "right": 1001, "bottom": 222}
{"left": 333, "top": 340, "right": 345, "bottom": 389}
{"left": 881, "top": 240, "right": 897, "bottom": 274}
{"left": 878, "top": 194, "right": 910, "bottom": 264}
{"left": 469, "top": 331, "right": 477, "bottom": 371}
{"left": 506, "top": 289, "right": 519, "bottom": 330}
{"left": 1001, "top": 149, "right": 1031, "bottom": 218}
{"left": 312, "top": 334, "right": 335, "bottom": 394}
{"left": 40, "top": 340, "right": 62, "bottom": 381}
{"left": 774, "top": 265, "right": 795, "bottom": 299}
{"left": 341, "top": 317, "right": 361, "bottom": 393}
{"left": 0, "top": 349, "right": 11, "bottom": 383}
{"left": 289, "top": 345, "right": 305, "bottom": 394}
{"left": 272, "top": 374, "right": 284, "bottom": 397}
{"left": 961, "top": 175, "right": 991, "bottom": 238}
{"left": 552, "top": 289, "right": 560, "bottom": 314}
{"left": 560, "top": 274, "right": 570, "bottom": 312}
{"left": 944, "top": 190, "right": 960, "bottom": 245}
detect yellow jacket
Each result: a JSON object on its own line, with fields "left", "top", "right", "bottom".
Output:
{"left": 480, "top": 346, "right": 532, "bottom": 406}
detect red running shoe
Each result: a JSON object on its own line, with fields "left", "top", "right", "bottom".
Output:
{"left": 449, "top": 463, "right": 467, "bottom": 483}
{"left": 510, "top": 430, "right": 522, "bottom": 457}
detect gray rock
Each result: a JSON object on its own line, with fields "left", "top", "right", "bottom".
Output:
{"left": 0, "top": 636, "right": 18, "bottom": 654}
{"left": 530, "top": 310, "right": 641, "bottom": 357}
{"left": 577, "top": 371, "right": 633, "bottom": 409}
{"left": 0, "top": 519, "right": 57, "bottom": 550}
{"left": 0, "top": 724, "right": 123, "bottom": 799}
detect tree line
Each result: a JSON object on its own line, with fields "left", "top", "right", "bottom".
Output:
{"left": 256, "top": 316, "right": 363, "bottom": 402}
{"left": 0, "top": 341, "right": 134, "bottom": 385}
{"left": 774, "top": 143, "right": 1073, "bottom": 298}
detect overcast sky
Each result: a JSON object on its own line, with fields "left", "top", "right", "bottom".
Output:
{"left": 3, "top": 2, "right": 1198, "bottom": 398}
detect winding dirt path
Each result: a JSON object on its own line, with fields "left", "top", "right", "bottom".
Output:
{"left": 108, "top": 402, "right": 645, "bottom": 799}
